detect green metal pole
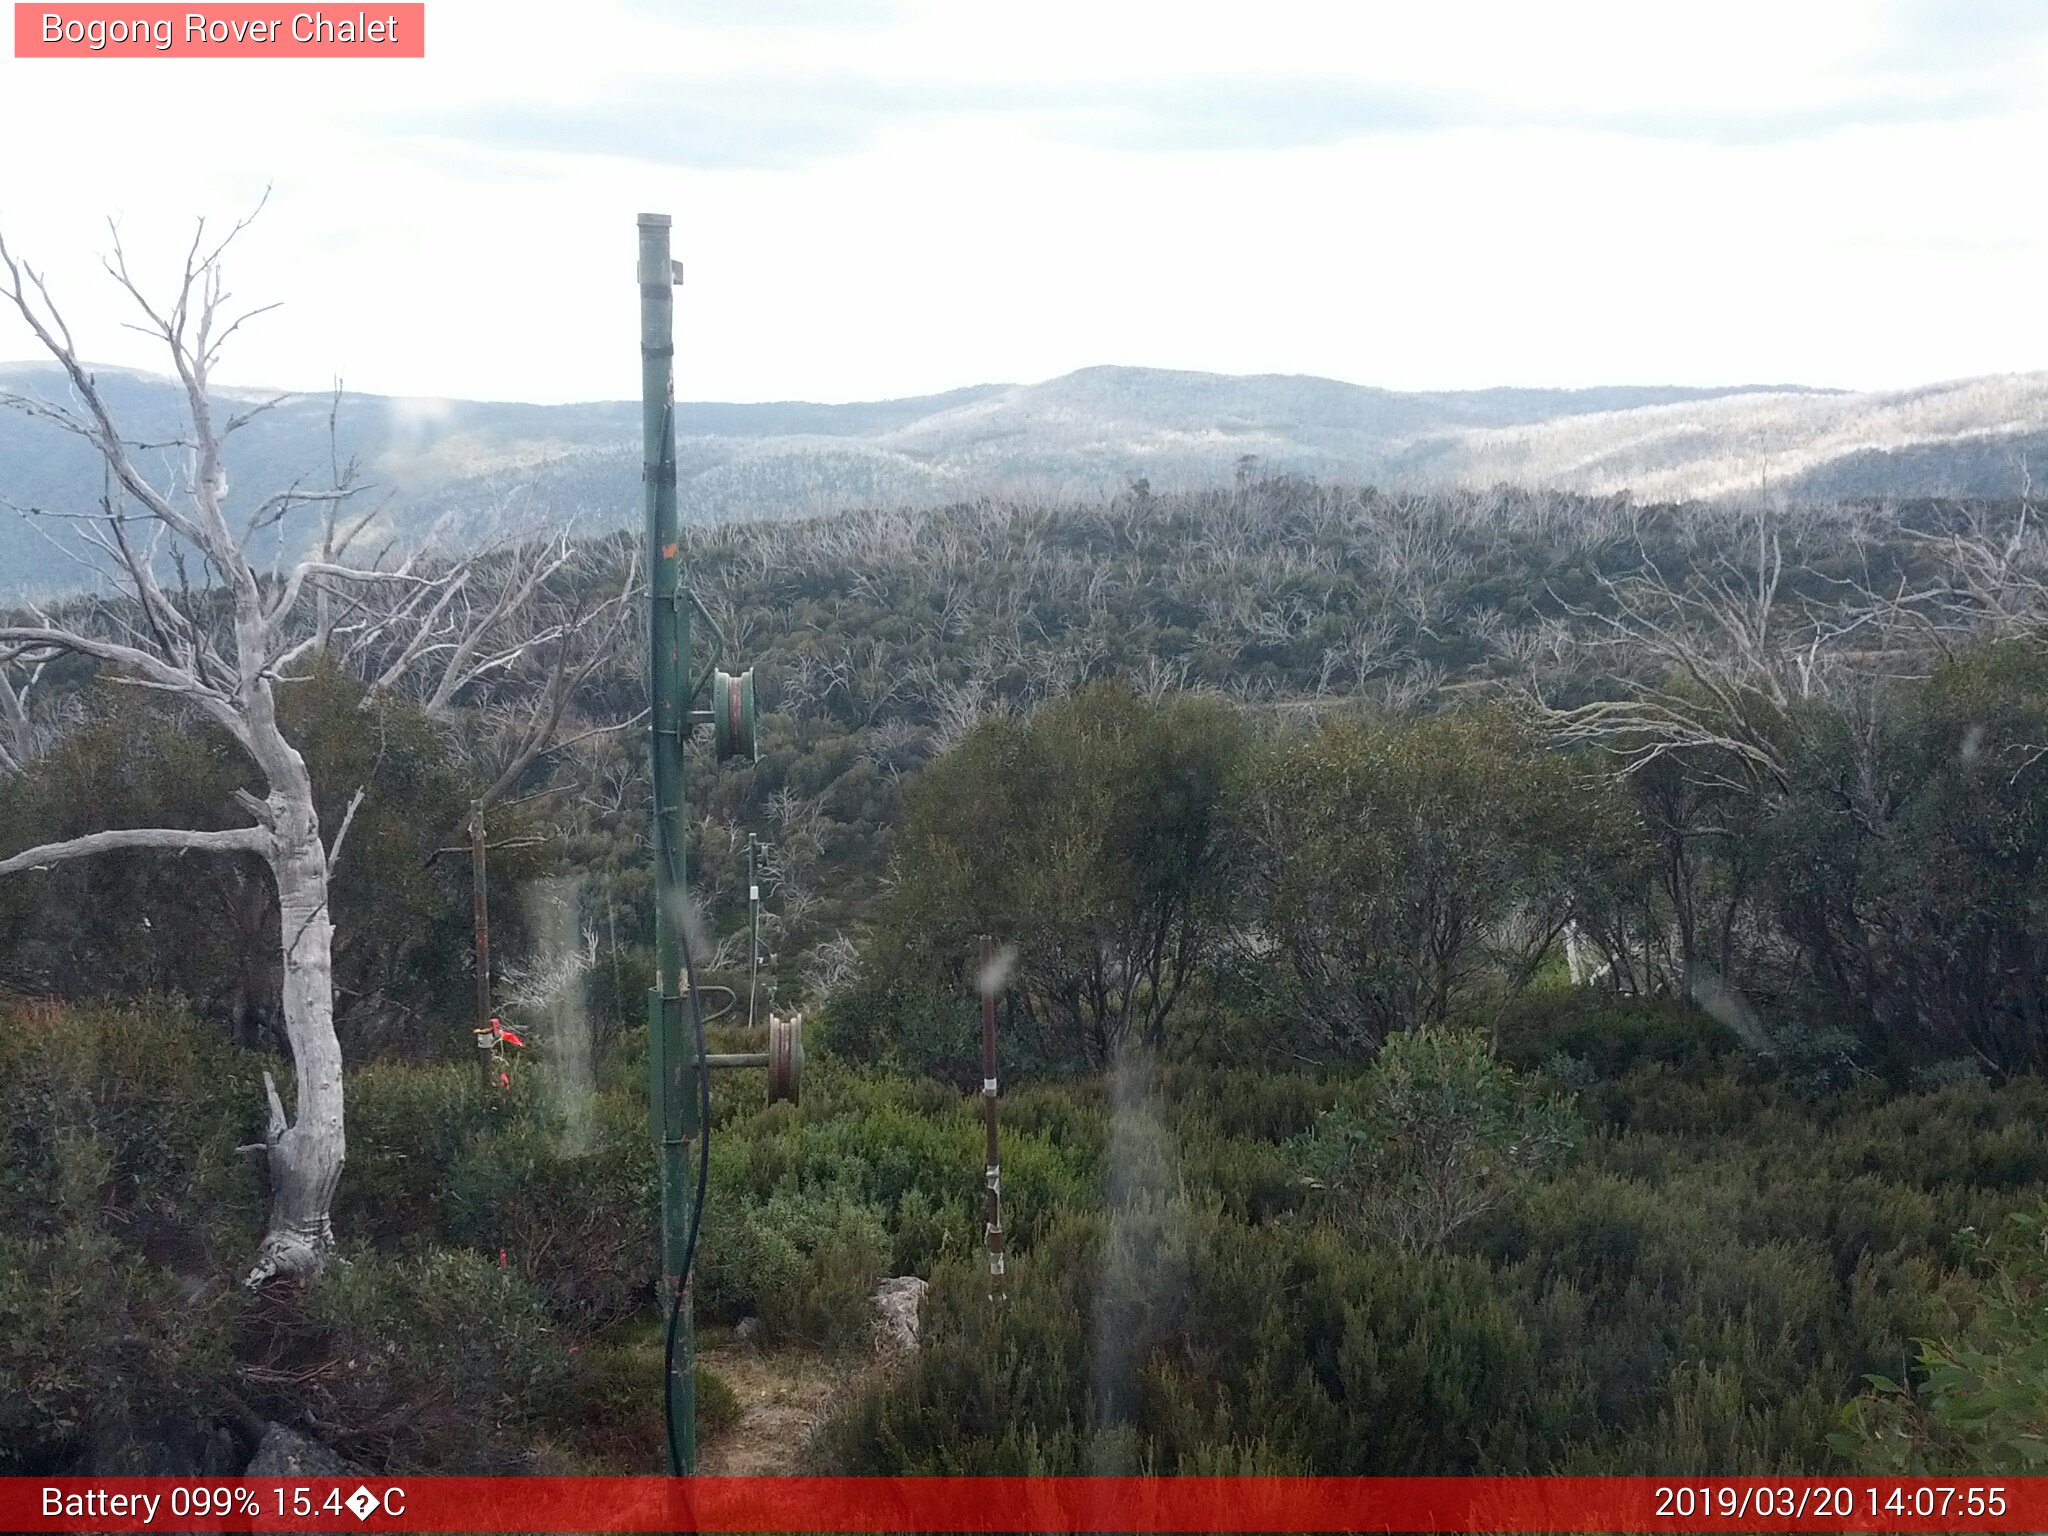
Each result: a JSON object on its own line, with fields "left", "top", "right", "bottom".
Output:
{"left": 640, "top": 211, "right": 697, "bottom": 1475}
{"left": 747, "top": 834, "right": 759, "bottom": 1029}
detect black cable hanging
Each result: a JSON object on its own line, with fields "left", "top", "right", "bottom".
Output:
{"left": 662, "top": 867, "right": 713, "bottom": 1478}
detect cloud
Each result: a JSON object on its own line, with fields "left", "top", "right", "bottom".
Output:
{"left": 1872, "top": 0, "right": 2048, "bottom": 70}
{"left": 614, "top": 0, "right": 907, "bottom": 26}
{"left": 401, "top": 79, "right": 940, "bottom": 171}
{"left": 395, "top": 49, "right": 2046, "bottom": 175}
{"left": 1581, "top": 88, "right": 2032, "bottom": 146}
{"left": 1039, "top": 79, "right": 1447, "bottom": 152}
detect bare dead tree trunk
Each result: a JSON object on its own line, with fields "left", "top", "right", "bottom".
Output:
{"left": 253, "top": 824, "right": 346, "bottom": 1281}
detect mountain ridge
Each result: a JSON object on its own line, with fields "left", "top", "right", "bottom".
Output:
{"left": 1, "top": 362, "right": 2041, "bottom": 599}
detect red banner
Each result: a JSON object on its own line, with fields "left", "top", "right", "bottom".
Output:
{"left": 13, "top": 4, "right": 425, "bottom": 57}
{"left": 2, "top": 1476, "right": 2038, "bottom": 1532}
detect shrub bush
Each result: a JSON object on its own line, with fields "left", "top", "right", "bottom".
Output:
{"left": 696, "top": 1185, "right": 890, "bottom": 1348}
{"left": 250, "top": 1248, "right": 571, "bottom": 1472}
{"left": 696, "top": 1365, "right": 743, "bottom": 1439}
{"left": 335, "top": 1061, "right": 507, "bottom": 1251}
{"left": 0, "top": 1212, "right": 239, "bottom": 1473}
{"left": 445, "top": 1090, "right": 656, "bottom": 1329}
{"left": 0, "top": 999, "right": 265, "bottom": 1264}
{"left": 1834, "top": 1203, "right": 2048, "bottom": 1472}
{"left": 1292, "top": 1027, "right": 1577, "bottom": 1249}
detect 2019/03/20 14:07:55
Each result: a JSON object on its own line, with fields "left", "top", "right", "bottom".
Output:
{"left": 1653, "top": 1483, "right": 2010, "bottom": 1522}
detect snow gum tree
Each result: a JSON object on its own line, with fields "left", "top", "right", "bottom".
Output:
{"left": 0, "top": 211, "right": 637, "bottom": 1283}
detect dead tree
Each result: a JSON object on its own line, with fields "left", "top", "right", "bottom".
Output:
{"left": 1543, "top": 510, "right": 1889, "bottom": 790}
{"left": 0, "top": 212, "right": 632, "bottom": 1283}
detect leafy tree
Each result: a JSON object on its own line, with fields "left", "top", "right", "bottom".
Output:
{"left": 1244, "top": 706, "right": 1638, "bottom": 1052}
{"left": 865, "top": 682, "right": 1248, "bottom": 1068}
{"left": 0, "top": 669, "right": 548, "bottom": 1060}
{"left": 1759, "top": 642, "right": 2048, "bottom": 1076}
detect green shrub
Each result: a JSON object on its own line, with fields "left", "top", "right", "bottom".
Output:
{"left": 335, "top": 1061, "right": 506, "bottom": 1250}
{"left": 717, "top": 1064, "right": 1092, "bottom": 1262}
{"left": 1292, "top": 1027, "right": 1577, "bottom": 1249}
{"left": 696, "top": 1186, "right": 890, "bottom": 1348}
{"left": 696, "top": 1365, "right": 743, "bottom": 1438}
{"left": 0, "top": 1212, "right": 238, "bottom": 1473}
{"left": 0, "top": 999, "right": 264, "bottom": 1262}
{"left": 445, "top": 1091, "right": 656, "bottom": 1328}
{"left": 1497, "top": 992, "right": 1742, "bottom": 1078}
{"left": 818, "top": 1201, "right": 1571, "bottom": 1476}
{"left": 255, "top": 1248, "right": 572, "bottom": 1472}
{"left": 541, "top": 1335, "right": 662, "bottom": 1470}
{"left": 1834, "top": 1203, "right": 2048, "bottom": 1472}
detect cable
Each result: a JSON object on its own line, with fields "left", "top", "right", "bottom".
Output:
{"left": 661, "top": 863, "right": 714, "bottom": 1477}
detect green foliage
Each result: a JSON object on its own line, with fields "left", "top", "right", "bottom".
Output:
{"left": 1293, "top": 1027, "right": 1578, "bottom": 1248}
{"left": 0, "top": 1190, "right": 240, "bottom": 1473}
{"left": 714, "top": 1062, "right": 1092, "bottom": 1266}
{"left": 1834, "top": 1204, "right": 2048, "bottom": 1472}
{"left": 6, "top": 480, "right": 2048, "bottom": 1476}
{"left": 696, "top": 1184, "right": 891, "bottom": 1347}
{"left": 0, "top": 667, "right": 548, "bottom": 1059}
{"left": 817, "top": 995, "right": 2048, "bottom": 1477}
{"left": 0, "top": 1002, "right": 258, "bottom": 1471}
{"left": 1758, "top": 642, "right": 2048, "bottom": 1077}
{"left": 273, "top": 1249, "right": 571, "bottom": 1471}
{"left": 0, "top": 700, "right": 255, "bottom": 1022}
{"left": 1497, "top": 990, "right": 1744, "bottom": 1078}
{"left": 1245, "top": 706, "right": 1639, "bottom": 1051}
{"left": 445, "top": 1091, "right": 658, "bottom": 1329}
{"left": 544, "top": 1335, "right": 664, "bottom": 1468}
{"left": 695, "top": 1364, "right": 743, "bottom": 1438}
{"left": 9, "top": 986, "right": 2048, "bottom": 1478}
{"left": 0, "top": 998, "right": 264, "bottom": 1262}
{"left": 864, "top": 681, "right": 1248, "bottom": 1070}
{"left": 334, "top": 1061, "right": 507, "bottom": 1250}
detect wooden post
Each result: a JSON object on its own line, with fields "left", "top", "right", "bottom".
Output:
{"left": 470, "top": 800, "right": 497, "bottom": 1092}
{"left": 980, "top": 933, "right": 1006, "bottom": 1302}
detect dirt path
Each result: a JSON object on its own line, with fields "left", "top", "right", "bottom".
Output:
{"left": 695, "top": 1343, "right": 850, "bottom": 1475}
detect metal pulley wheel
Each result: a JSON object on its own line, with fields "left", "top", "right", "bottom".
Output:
{"left": 712, "top": 668, "right": 759, "bottom": 761}
{"left": 767, "top": 1012, "right": 803, "bottom": 1105}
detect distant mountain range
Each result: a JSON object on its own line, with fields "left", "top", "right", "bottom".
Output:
{"left": 4, "top": 361, "right": 2046, "bottom": 598}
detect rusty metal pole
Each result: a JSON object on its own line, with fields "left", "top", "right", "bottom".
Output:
{"left": 980, "top": 934, "right": 1006, "bottom": 1302}
{"left": 470, "top": 800, "right": 497, "bottom": 1092}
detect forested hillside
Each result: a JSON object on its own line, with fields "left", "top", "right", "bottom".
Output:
{"left": 7, "top": 360, "right": 2048, "bottom": 600}
{"left": 5, "top": 478, "right": 2048, "bottom": 1477}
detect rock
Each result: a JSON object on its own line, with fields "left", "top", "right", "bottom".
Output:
{"left": 872, "top": 1275, "right": 927, "bottom": 1357}
{"left": 246, "top": 1421, "right": 350, "bottom": 1477}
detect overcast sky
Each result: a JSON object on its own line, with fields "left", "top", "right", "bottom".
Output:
{"left": 2, "top": 0, "right": 2045, "bottom": 404}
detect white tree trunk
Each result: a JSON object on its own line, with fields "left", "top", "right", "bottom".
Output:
{"left": 238, "top": 691, "right": 349, "bottom": 1285}
{"left": 1, "top": 214, "right": 634, "bottom": 1285}
{"left": 246, "top": 829, "right": 344, "bottom": 1283}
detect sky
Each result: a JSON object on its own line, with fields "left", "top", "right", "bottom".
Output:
{"left": 1, "top": 0, "right": 2045, "bottom": 405}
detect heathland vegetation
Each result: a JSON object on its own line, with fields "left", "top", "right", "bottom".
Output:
{"left": 4, "top": 475, "right": 2048, "bottom": 1475}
